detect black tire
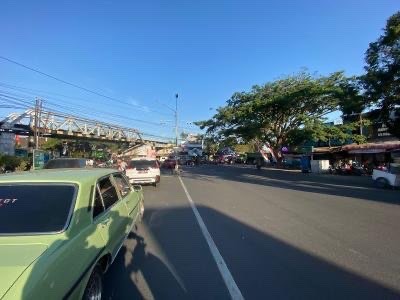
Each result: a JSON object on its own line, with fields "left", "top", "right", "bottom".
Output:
{"left": 375, "top": 177, "right": 389, "bottom": 189}
{"left": 152, "top": 182, "right": 157, "bottom": 187}
{"left": 83, "top": 265, "right": 103, "bottom": 300}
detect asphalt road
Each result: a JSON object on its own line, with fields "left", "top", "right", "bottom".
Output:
{"left": 104, "top": 164, "right": 400, "bottom": 299}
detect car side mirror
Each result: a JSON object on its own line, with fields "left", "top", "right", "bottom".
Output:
{"left": 133, "top": 185, "right": 142, "bottom": 192}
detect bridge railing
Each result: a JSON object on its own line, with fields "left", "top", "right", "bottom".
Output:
{"left": 0, "top": 109, "right": 143, "bottom": 143}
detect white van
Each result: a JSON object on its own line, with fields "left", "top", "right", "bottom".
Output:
{"left": 125, "top": 158, "right": 161, "bottom": 187}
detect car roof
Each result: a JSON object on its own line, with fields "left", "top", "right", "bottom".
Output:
{"left": 130, "top": 158, "right": 156, "bottom": 161}
{"left": 48, "top": 158, "right": 86, "bottom": 160}
{"left": 0, "top": 168, "right": 117, "bottom": 184}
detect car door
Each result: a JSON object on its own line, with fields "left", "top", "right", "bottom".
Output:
{"left": 112, "top": 173, "right": 140, "bottom": 233}
{"left": 0, "top": 183, "right": 107, "bottom": 300}
{"left": 95, "top": 175, "right": 129, "bottom": 258}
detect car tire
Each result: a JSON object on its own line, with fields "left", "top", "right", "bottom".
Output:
{"left": 375, "top": 177, "right": 389, "bottom": 189}
{"left": 83, "top": 264, "right": 103, "bottom": 300}
{"left": 152, "top": 182, "right": 157, "bottom": 187}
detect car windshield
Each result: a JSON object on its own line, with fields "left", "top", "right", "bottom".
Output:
{"left": 44, "top": 159, "right": 86, "bottom": 169}
{"left": 129, "top": 160, "right": 158, "bottom": 169}
{"left": 390, "top": 163, "right": 400, "bottom": 174}
{"left": 0, "top": 184, "right": 76, "bottom": 234}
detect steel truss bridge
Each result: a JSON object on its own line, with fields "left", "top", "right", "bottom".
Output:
{"left": 0, "top": 109, "right": 168, "bottom": 146}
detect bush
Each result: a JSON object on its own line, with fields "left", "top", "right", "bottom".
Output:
{"left": 0, "top": 155, "right": 30, "bottom": 172}
{"left": 15, "top": 160, "right": 28, "bottom": 172}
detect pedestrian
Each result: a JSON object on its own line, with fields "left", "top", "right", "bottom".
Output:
{"left": 173, "top": 161, "right": 180, "bottom": 175}
{"left": 117, "top": 158, "right": 128, "bottom": 174}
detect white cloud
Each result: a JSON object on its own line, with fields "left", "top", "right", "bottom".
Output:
{"left": 127, "top": 97, "right": 150, "bottom": 113}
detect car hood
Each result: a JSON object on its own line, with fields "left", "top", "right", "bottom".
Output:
{"left": 0, "top": 244, "right": 48, "bottom": 298}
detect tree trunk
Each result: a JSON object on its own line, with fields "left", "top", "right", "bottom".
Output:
{"left": 272, "top": 147, "right": 282, "bottom": 166}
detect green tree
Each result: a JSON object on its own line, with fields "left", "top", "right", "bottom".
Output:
{"left": 197, "top": 71, "right": 361, "bottom": 159}
{"left": 363, "top": 11, "right": 400, "bottom": 137}
{"left": 41, "top": 138, "right": 61, "bottom": 150}
{"left": 180, "top": 131, "right": 189, "bottom": 141}
{"left": 202, "top": 137, "right": 219, "bottom": 155}
{"left": 338, "top": 77, "right": 366, "bottom": 115}
{"left": 304, "top": 120, "right": 366, "bottom": 147}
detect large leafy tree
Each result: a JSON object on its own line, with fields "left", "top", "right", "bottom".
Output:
{"left": 197, "top": 72, "right": 364, "bottom": 159}
{"left": 363, "top": 11, "right": 400, "bottom": 137}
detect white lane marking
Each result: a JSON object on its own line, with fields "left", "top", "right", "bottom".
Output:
{"left": 178, "top": 176, "right": 244, "bottom": 300}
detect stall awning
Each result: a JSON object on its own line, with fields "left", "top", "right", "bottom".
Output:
{"left": 342, "top": 142, "right": 400, "bottom": 153}
{"left": 348, "top": 149, "right": 386, "bottom": 154}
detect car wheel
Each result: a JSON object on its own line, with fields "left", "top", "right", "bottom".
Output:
{"left": 375, "top": 177, "right": 388, "bottom": 189}
{"left": 83, "top": 264, "right": 103, "bottom": 300}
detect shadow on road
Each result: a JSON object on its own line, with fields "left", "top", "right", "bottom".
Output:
{"left": 182, "top": 165, "right": 399, "bottom": 205}
{"left": 104, "top": 205, "right": 400, "bottom": 299}
{"left": 103, "top": 229, "right": 187, "bottom": 299}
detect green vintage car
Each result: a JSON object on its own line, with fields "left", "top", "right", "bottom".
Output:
{"left": 0, "top": 168, "right": 144, "bottom": 299}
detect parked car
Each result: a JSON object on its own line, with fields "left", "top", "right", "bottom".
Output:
{"left": 43, "top": 158, "right": 88, "bottom": 169}
{"left": 125, "top": 158, "right": 161, "bottom": 187}
{"left": 235, "top": 154, "right": 247, "bottom": 164}
{"left": 162, "top": 158, "right": 177, "bottom": 169}
{"left": 217, "top": 154, "right": 236, "bottom": 164}
{"left": 372, "top": 163, "right": 400, "bottom": 188}
{"left": 0, "top": 168, "right": 144, "bottom": 299}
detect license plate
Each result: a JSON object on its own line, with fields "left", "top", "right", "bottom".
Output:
{"left": 138, "top": 170, "right": 148, "bottom": 174}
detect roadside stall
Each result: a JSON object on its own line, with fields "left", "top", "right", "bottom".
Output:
{"left": 341, "top": 142, "right": 400, "bottom": 168}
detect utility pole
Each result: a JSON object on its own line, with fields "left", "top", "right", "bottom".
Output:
{"left": 34, "top": 99, "right": 38, "bottom": 149}
{"left": 38, "top": 99, "right": 43, "bottom": 148}
{"left": 34, "top": 98, "right": 43, "bottom": 149}
{"left": 175, "top": 93, "right": 178, "bottom": 146}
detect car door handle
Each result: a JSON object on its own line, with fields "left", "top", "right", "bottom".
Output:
{"left": 101, "top": 218, "right": 111, "bottom": 226}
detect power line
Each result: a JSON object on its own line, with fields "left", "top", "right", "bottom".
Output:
{"left": 0, "top": 92, "right": 176, "bottom": 141}
{"left": 0, "top": 57, "right": 172, "bottom": 117}
{"left": 0, "top": 82, "right": 200, "bottom": 132}
{"left": 0, "top": 89, "right": 169, "bottom": 128}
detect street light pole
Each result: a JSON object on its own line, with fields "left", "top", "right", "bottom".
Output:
{"left": 175, "top": 93, "right": 178, "bottom": 146}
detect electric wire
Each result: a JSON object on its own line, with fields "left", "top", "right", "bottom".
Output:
{"left": 0, "top": 57, "right": 172, "bottom": 117}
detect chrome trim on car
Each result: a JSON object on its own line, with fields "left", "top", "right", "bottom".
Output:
{"left": 91, "top": 174, "right": 121, "bottom": 222}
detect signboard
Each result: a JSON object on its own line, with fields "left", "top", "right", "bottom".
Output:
{"left": 301, "top": 146, "right": 314, "bottom": 154}
{"left": 15, "top": 149, "right": 28, "bottom": 158}
{"left": 33, "top": 150, "right": 46, "bottom": 170}
{"left": 372, "top": 123, "right": 393, "bottom": 139}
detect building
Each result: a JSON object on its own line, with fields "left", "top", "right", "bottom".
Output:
{"left": 180, "top": 134, "right": 204, "bottom": 157}
{"left": 309, "top": 110, "right": 400, "bottom": 166}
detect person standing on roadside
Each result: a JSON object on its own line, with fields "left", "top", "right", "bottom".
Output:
{"left": 117, "top": 158, "right": 128, "bottom": 174}
{"left": 173, "top": 160, "right": 180, "bottom": 175}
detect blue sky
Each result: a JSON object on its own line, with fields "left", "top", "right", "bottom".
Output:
{"left": 0, "top": 0, "right": 398, "bottom": 140}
